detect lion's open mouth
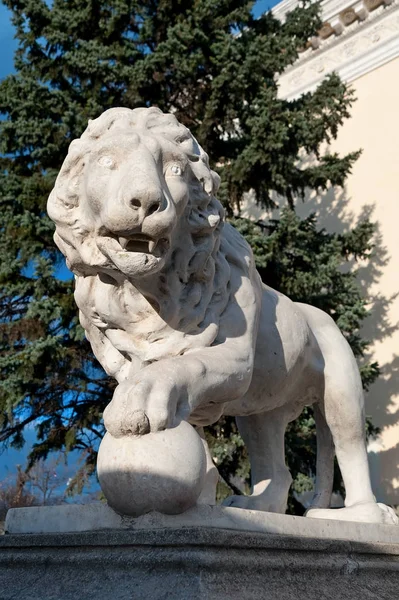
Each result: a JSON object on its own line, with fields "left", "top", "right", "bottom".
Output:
{"left": 118, "top": 235, "right": 169, "bottom": 257}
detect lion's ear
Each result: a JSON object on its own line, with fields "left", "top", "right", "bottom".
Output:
{"left": 211, "top": 170, "right": 221, "bottom": 194}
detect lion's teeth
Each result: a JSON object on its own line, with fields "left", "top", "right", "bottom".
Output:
{"left": 119, "top": 237, "right": 129, "bottom": 249}
{"left": 148, "top": 240, "right": 156, "bottom": 253}
{"left": 208, "top": 214, "right": 220, "bottom": 228}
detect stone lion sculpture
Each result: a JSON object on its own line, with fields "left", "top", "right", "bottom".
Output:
{"left": 48, "top": 107, "right": 397, "bottom": 524}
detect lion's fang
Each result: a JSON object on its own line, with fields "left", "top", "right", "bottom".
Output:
{"left": 118, "top": 237, "right": 129, "bottom": 249}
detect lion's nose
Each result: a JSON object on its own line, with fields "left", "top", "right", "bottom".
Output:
{"left": 130, "top": 196, "right": 161, "bottom": 217}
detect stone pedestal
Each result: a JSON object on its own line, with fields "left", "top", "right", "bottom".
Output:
{"left": 1, "top": 505, "right": 399, "bottom": 599}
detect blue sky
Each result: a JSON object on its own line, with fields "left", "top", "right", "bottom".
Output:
{"left": 0, "top": 3, "right": 17, "bottom": 81}
{"left": 0, "top": 0, "right": 278, "bottom": 488}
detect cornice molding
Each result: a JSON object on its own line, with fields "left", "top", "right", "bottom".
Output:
{"left": 274, "top": 0, "right": 399, "bottom": 99}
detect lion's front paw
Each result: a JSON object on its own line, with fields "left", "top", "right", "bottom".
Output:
{"left": 103, "top": 401, "right": 151, "bottom": 438}
{"left": 103, "top": 364, "right": 189, "bottom": 437}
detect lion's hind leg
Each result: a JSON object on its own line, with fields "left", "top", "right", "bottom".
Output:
{"left": 299, "top": 303, "right": 398, "bottom": 525}
{"left": 222, "top": 408, "right": 292, "bottom": 513}
{"left": 310, "top": 403, "right": 335, "bottom": 509}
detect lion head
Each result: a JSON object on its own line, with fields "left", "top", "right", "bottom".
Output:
{"left": 48, "top": 107, "right": 224, "bottom": 281}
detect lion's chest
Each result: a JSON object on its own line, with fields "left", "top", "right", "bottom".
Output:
{"left": 74, "top": 275, "right": 219, "bottom": 365}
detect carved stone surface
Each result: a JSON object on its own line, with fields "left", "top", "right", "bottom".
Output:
{"left": 2, "top": 526, "right": 399, "bottom": 600}
{"left": 48, "top": 107, "right": 397, "bottom": 524}
{"left": 277, "top": 0, "right": 399, "bottom": 99}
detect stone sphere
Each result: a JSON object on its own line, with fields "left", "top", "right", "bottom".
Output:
{"left": 97, "top": 421, "right": 207, "bottom": 517}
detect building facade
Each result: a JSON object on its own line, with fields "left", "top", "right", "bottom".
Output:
{"left": 243, "top": 0, "right": 399, "bottom": 504}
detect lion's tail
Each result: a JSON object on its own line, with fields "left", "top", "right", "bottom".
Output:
{"left": 311, "top": 403, "right": 335, "bottom": 509}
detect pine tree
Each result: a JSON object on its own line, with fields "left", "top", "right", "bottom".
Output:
{"left": 0, "top": 0, "right": 378, "bottom": 502}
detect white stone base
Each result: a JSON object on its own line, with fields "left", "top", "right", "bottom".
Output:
{"left": 5, "top": 502, "right": 399, "bottom": 545}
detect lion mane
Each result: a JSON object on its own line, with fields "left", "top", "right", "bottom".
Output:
{"left": 48, "top": 107, "right": 253, "bottom": 371}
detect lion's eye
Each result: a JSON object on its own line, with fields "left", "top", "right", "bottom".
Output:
{"left": 170, "top": 164, "right": 182, "bottom": 176}
{"left": 98, "top": 156, "right": 114, "bottom": 168}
